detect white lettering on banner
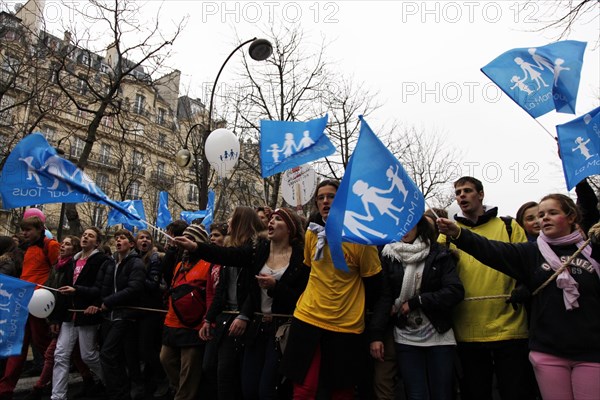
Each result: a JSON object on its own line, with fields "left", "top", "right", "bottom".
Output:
{"left": 12, "top": 188, "right": 42, "bottom": 197}
{"left": 400, "top": 191, "right": 422, "bottom": 236}
{"left": 574, "top": 158, "right": 600, "bottom": 176}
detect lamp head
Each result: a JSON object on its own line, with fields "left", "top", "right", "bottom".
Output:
{"left": 175, "top": 148, "right": 192, "bottom": 168}
{"left": 249, "top": 38, "right": 273, "bottom": 61}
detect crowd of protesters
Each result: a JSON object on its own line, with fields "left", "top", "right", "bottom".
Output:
{"left": 0, "top": 174, "right": 599, "bottom": 400}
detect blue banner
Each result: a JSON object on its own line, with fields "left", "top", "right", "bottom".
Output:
{"left": 201, "top": 190, "right": 215, "bottom": 229}
{"left": 260, "top": 115, "right": 335, "bottom": 178}
{"left": 325, "top": 117, "right": 425, "bottom": 271}
{"left": 156, "top": 192, "right": 172, "bottom": 229}
{"left": 180, "top": 210, "right": 207, "bottom": 224}
{"left": 0, "top": 275, "right": 35, "bottom": 358}
{"left": 107, "top": 200, "right": 147, "bottom": 229}
{"left": 0, "top": 133, "right": 141, "bottom": 220}
{"left": 481, "top": 41, "right": 586, "bottom": 118}
{"left": 556, "top": 107, "right": 600, "bottom": 190}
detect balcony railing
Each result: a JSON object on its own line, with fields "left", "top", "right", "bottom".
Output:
{"left": 89, "top": 152, "right": 120, "bottom": 170}
{"left": 149, "top": 170, "right": 175, "bottom": 187}
{"left": 129, "top": 164, "right": 146, "bottom": 176}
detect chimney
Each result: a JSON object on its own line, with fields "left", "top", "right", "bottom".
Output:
{"left": 63, "top": 31, "right": 72, "bottom": 44}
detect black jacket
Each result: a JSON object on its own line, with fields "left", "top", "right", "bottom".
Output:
{"left": 138, "top": 251, "right": 165, "bottom": 309}
{"left": 50, "top": 251, "right": 114, "bottom": 326}
{"left": 99, "top": 250, "right": 145, "bottom": 321}
{"left": 195, "top": 239, "right": 309, "bottom": 321}
{"left": 453, "top": 229, "right": 600, "bottom": 362}
{"left": 370, "top": 242, "right": 464, "bottom": 342}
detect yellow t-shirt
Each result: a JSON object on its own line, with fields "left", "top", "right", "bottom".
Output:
{"left": 439, "top": 217, "right": 529, "bottom": 342}
{"left": 293, "top": 229, "right": 382, "bottom": 334}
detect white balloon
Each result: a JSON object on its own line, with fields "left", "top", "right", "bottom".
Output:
{"left": 204, "top": 128, "right": 240, "bottom": 178}
{"left": 28, "top": 288, "right": 55, "bottom": 318}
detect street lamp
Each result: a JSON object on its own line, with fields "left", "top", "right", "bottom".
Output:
{"left": 175, "top": 37, "right": 273, "bottom": 171}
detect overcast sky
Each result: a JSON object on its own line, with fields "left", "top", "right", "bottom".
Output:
{"left": 27, "top": 0, "right": 600, "bottom": 217}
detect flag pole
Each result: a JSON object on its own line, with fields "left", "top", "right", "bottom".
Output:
{"left": 424, "top": 200, "right": 440, "bottom": 219}
{"left": 532, "top": 118, "right": 557, "bottom": 140}
{"left": 142, "top": 221, "right": 173, "bottom": 240}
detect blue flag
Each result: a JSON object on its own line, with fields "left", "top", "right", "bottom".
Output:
{"left": 325, "top": 116, "right": 425, "bottom": 272}
{"left": 0, "top": 275, "right": 35, "bottom": 358}
{"left": 107, "top": 200, "right": 147, "bottom": 229}
{"left": 0, "top": 133, "right": 140, "bottom": 220}
{"left": 481, "top": 41, "right": 586, "bottom": 118}
{"left": 180, "top": 210, "right": 207, "bottom": 224}
{"left": 556, "top": 107, "right": 600, "bottom": 190}
{"left": 156, "top": 192, "right": 172, "bottom": 229}
{"left": 260, "top": 115, "right": 335, "bottom": 178}
{"left": 202, "top": 190, "right": 215, "bottom": 229}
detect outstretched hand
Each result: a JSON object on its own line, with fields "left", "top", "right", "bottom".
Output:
{"left": 436, "top": 218, "right": 460, "bottom": 238}
{"left": 173, "top": 236, "right": 198, "bottom": 251}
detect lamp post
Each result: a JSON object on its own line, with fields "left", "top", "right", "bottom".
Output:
{"left": 175, "top": 37, "right": 272, "bottom": 209}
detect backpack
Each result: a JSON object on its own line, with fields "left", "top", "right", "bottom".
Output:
{"left": 168, "top": 263, "right": 207, "bottom": 328}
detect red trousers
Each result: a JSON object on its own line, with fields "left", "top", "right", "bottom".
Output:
{"left": 293, "top": 345, "right": 355, "bottom": 400}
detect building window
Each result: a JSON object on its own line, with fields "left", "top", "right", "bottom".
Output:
{"left": 72, "top": 137, "right": 84, "bottom": 158}
{"left": 127, "top": 180, "right": 141, "bottom": 200}
{"left": 157, "top": 108, "right": 165, "bottom": 125}
{"left": 42, "top": 126, "right": 56, "bottom": 143}
{"left": 0, "top": 95, "right": 15, "bottom": 124}
{"left": 77, "top": 75, "right": 87, "bottom": 95}
{"left": 99, "top": 144, "right": 111, "bottom": 163}
{"left": 134, "top": 94, "right": 145, "bottom": 115}
{"left": 49, "top": 62, "right": 60, "bottom": 83}
{"left": 92, "top": 206, "right": 105, "bottom": 228}
{"left": 100, "top": 63, "right": 110, "bottom": 74}
{"left": 102, "top": 115, "right": 113, "bottom": 128}
{"left": 187, "top": 184, "right": 198, "bottom": 203}
{"left": 132, "top": 150, "right": 143, "bottom": 166}
{"left": 133, "top": 122, "right": 144, "bottom": 137}
{"left": 81, "top": 53, "right": 91, "bottom": 66}
{"left": 157, "top": 133, "right": 166, "bottom": 147}
{"left": 47, "top": 92, "right": 58, "bottom": 107}
{"left": 1, "top": 54, "right": 20, "bottom": 71}
{"left": 157, "top": 161, "right": 165, "bottom": 177}
{"left": 96, "top": 172, "right": 108, "bottom": 192}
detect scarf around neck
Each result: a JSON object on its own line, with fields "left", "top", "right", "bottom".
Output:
{"left": 537, "top": 230, "right": 600, "bottom": 310}
{"left": 308, "top": 222, "right": 327, "bottom": 261}
{"left": 383, "top": 238, "right": 430, "bottom": 305}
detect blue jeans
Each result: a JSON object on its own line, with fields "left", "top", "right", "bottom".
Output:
{"left": 395, "top": 343, "right": 455, "bottom": 400}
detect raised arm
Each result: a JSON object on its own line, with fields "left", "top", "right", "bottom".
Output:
{"left": 437, "top": 218, "right": 534, "bottom": 284}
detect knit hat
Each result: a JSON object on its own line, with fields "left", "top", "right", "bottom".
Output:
{"left": 183, "top": 224, "right": 209, "bottom": 244}
{"left": 23, "top": 208, "right": 46, "bottom": 223}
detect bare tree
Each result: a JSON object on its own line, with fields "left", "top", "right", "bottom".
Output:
{"left": 393, "top": 126, "right": 460, "bottom": 208}
{"left": 525, "top": 0, "right": 599, "bottom": 43}
{"left": 49, "top": 0, "right": 184, "bottom": 235}
{"left": 312, "top": 76, "right": 383, "bottom": 180}
{"left": 224, "top": 25, "right": 329, "bottom": 208}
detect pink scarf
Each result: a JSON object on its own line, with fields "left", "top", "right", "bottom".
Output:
{"left": 537, "top": 231, "right": 600, "bottom": 310}
{"left": 55, "top": 255, "right": 73, "bottom": 271}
